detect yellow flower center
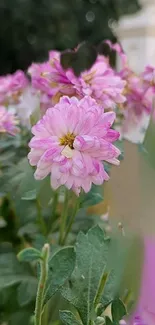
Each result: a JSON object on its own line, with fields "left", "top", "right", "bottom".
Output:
{"left": 59, "top": 132, "right": 76, "bottom": 149}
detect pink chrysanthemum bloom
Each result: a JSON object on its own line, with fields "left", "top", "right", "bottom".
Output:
{"left": 29, "top": 49, "right": 126, "bottom": 111}
{"left": 0, "top": 106, "right": 19, "bottom": 135}
{"left": 0, "top": 70, "right": 28, "bottom": 106}
{"left": 28, "top": 96, "right": 120, "bottom": 195}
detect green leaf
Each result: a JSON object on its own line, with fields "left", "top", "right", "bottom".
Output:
{"left": 80, "top": 185, "right": 103, "bottom": 208}
{"left": 6, "top": 158, "right": 40, "bottom": 198}
{"left": 21, "top": 189, "right": 37, "bottom": 200}
{"left": 17, "top": 248, "right": 42, "bottom": 262}
{"left": 105, "top": 317, "right": 113, "bottom": 325}
{"left": 0, "top": 252, "right": 35, "bottom": 289}
{"left": 17, "top": 279, "right": 37, "bottom": 306}
{"left": 111, "top": 299, "right": 127, "bottom": 323}
{"left": 43, "top": 247, "right": 76, "bottom": 305}
{"left": 8, "top": 311, "right": 32, "bottom": 325}
{"left": 59, "top": 310, "right": 82, "bottom": 325}
{"left": 18, "top": 223, "right": 38, "bottom": 237}
{"left": 60, "top": 42, "right": 97, "bottom": 76}
{"left": 61, "top": 226, "right": 116, "bottom": 325}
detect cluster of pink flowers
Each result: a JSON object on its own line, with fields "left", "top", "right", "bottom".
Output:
{"left": 28, "top": 49, "right": 126, "bottom": 111}
{"left": 1, "top": 40, "right": 155, "bottom": 193}
{"left": 106, "top": 41, "right": 153, "bottom": 130}
{"left": 0, "top": 70, "right": 28, "bottom": 106}
{"left": 0, "top": 105, "right": 19, "bottom": 135}
{"left": 28, "top": 96, "right": 120, "bottom": 194}
{"left": 28, "top": 43, "right": 155, "bottom": 134}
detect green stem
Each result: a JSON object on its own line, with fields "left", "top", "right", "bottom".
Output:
{"left": 62, "top": 197, "right": 79, "bottom": 245}
{"left": 34, "top": 243, "right": 50, "bottom": 325}
{"left": 59, "top": 190, "right": 69, "bottom": 245}
{"left": 36, "top": 200, "right": 47, "bottom": 235}
{"left": 7, "top": 193, "right": 19, "bottom": 229}
{"left": 48, "top": 191, "right": 59, "bottom": 232}
{"left": 94, "top": 271, "right": 109, "bottom": 309}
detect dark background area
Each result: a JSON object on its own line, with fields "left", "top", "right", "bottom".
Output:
{"left": 0, "top": 0, "right": 139, "bottom": 74}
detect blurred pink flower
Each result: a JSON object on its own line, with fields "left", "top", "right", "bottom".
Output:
{"left": 105, "top": 40, "right": 128, "bottom": 68}
{"left": 119, "top": 68, "right": 152, "bottom": 131}
{"left": 16, "top": 87, "right": 40, "bottom": 128}
{"left": 28, "top": 96, "right": 120, "bottom": 195}
{"left": 28, "top": 51, "right": 76, "bottom": 109}
{"left": 68, "top": 55, "right": 126, "bottom": 109}
{"left": 29, "top": 50, "right": 126, "bottom": 110}
{"left": 0, "top": 70, "right": 28, "bottom": 106}
{"left": 120, "top": 316, "right": 146, "bottom": 325}
{"left": 0, "top": 106, "right": 19, "bottom": 135}
{"left": 104, "top": 41, "right": 152, "bottom": 130}
{"left": 142, "top": 66, "right": 155, "bottom": 91}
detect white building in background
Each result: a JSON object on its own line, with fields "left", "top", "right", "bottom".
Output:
{"left": 115, "top": 0, "right": 155, "bottom": 143}
{"left": 116, "top": 0, "right": 155, "bottom": 73}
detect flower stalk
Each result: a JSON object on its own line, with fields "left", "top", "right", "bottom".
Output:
{"left": 34, "top": 243, "right": 50, "bottom": 325}
{"left": 62, "top": 196, "right": 79, "bottom": 245}
{"left": 59, "top": 189, "right": 69, "bottom": 245}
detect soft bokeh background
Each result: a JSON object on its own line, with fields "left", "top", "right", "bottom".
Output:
{"left": 0, "top": 0, "right": 139, "bottom": 74}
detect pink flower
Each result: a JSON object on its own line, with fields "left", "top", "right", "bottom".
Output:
{"left": 120, "top": 317, "right": 146, "bottom": 325}
{"left": 119, "top": 68, "right": 152, "bottom": 131}
{"left": 28, "top": 52, "right": 76, "bottom": 110}
{"left": 16, "top": 87, "right": 40, "bottom": 128}
{"left": 105, "top": 40, "right": 128, "bottom": 68}
{"left": 28, "top": 96, "right": 120, "bottom": 195}
{"left": 0, "top": 106, "right": 19, "bottom": 135}
{"left": 29, "top": 50, "right": 126, "bottom": 110}
{"left": 142, "top": 66, "right": 155, "bottom": 90}
{"left": 0, "top": 70, "right": 28, "bottom": 106}
{"left": 103, "top": 41, "right": 152, "bottom": 129}
{"left": 68, "top": 55, "right": 126, "bottom": 109}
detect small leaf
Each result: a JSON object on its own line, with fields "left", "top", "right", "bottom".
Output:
{"left": 60, "top": 50, "right": 75, "bottom": 70}
{"left": 21, "top": 189, "right": 37, "bottom": 200}
{"left": 59, "top": 310, "right": 82, "bottom": 325}
{"left": 43, "top": 247, "right": 76, "bottom": 305}
{"left": 111, "top": 299, "right": 127, "bottom": 322}
{"left": 60, "top": 42, "right": 97, "bottom": 76}
{"left": 17, "top": 248, "right": 42, "bottom": 262}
